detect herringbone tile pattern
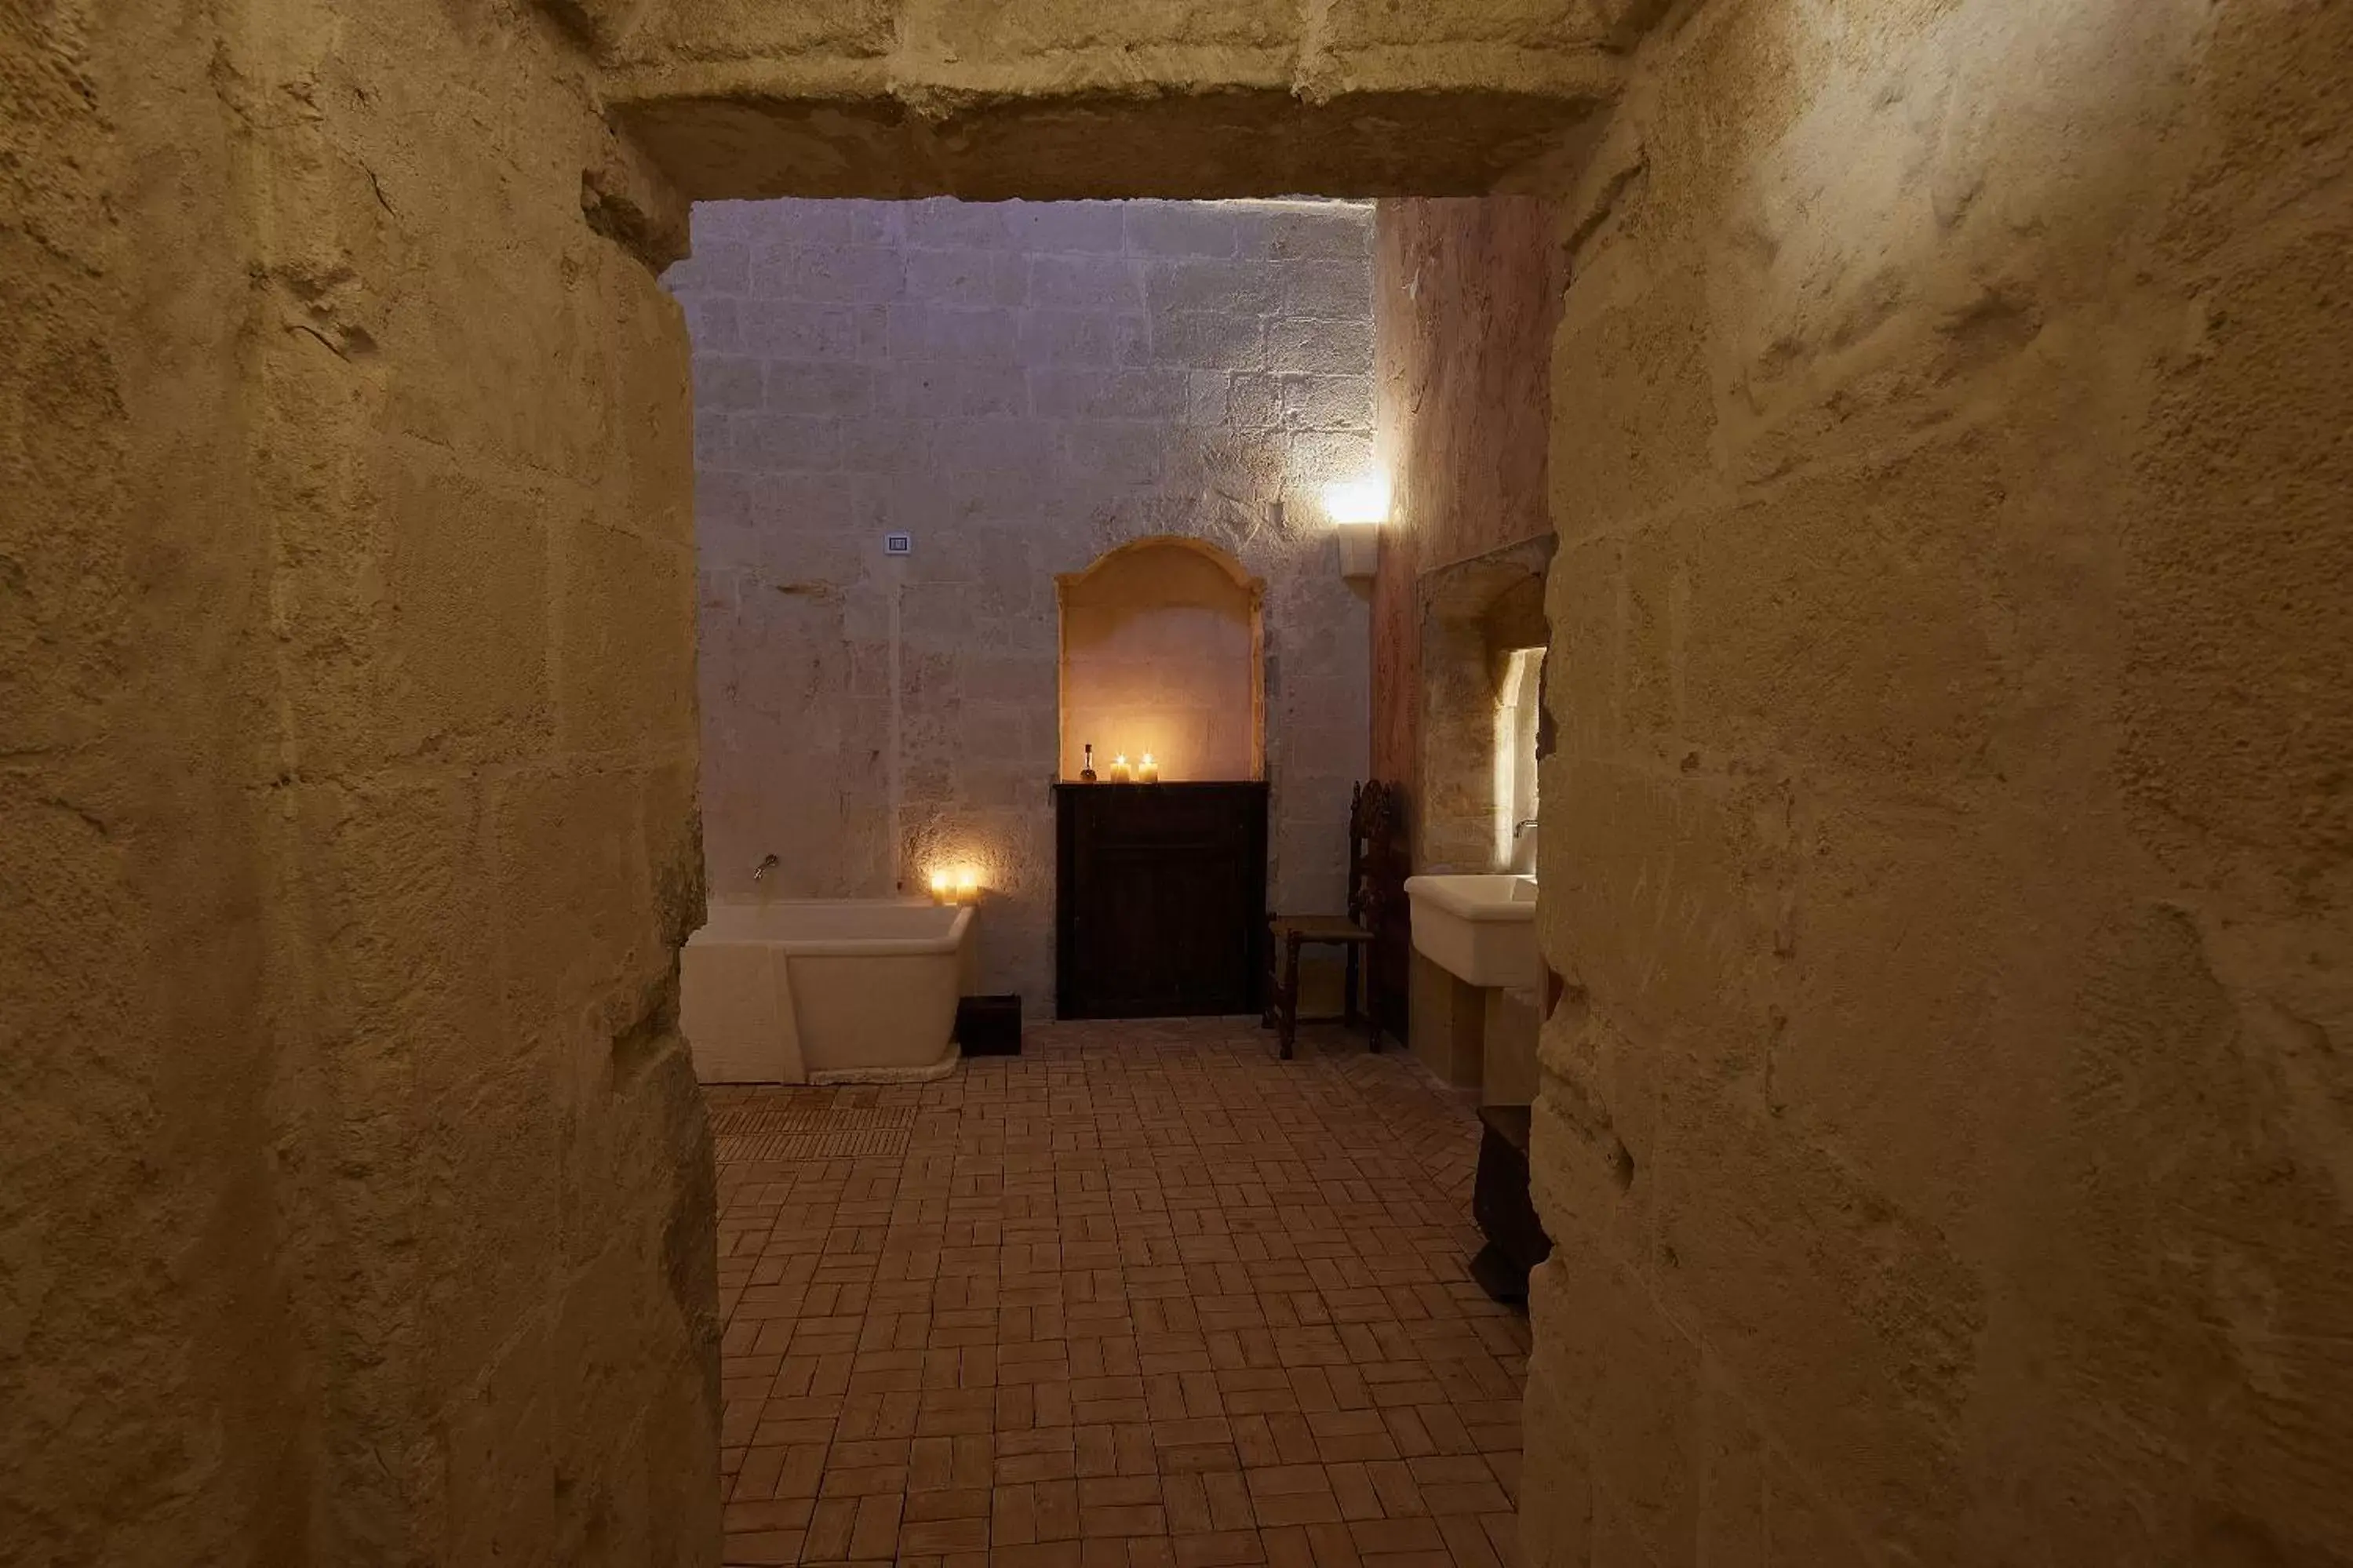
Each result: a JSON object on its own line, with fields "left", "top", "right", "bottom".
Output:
{"left": 710, "top": 1018, "right": 1523, "bottom": 1568}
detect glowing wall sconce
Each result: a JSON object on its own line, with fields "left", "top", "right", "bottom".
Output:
{"left": 1323, "top": 475, "right": 1390, "bottom": 582}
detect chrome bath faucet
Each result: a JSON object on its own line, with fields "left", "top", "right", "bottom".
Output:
{"left": 752, "top": 853, "right": 780, "bottom": 882}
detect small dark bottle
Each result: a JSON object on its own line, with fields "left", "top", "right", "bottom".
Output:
{"left": 1080, "top": 743, "right": 1098, "bottom": 784}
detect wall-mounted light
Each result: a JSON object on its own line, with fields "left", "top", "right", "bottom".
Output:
{"left": 1324, "top": 475, "right": 1390, "bottom": 582}
{"left": 1323, "top": 475, "right": 1391, "bottom": 526}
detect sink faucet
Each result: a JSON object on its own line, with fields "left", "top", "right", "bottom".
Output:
{"left": 1513, "top": 817, "right": 1539, "bottom": 838}
{"left": 752, "top": 853, "right": 779, "bottom": 882}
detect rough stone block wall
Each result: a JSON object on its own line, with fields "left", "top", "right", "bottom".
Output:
{"left": 666, "top": 198, "right": 1375, "bottom": 1010}
{"left": 3, "top": 6, "right": 275, "bottom": 1561}
{"left": 5, "top": 2, "right": 716, "bottom": 1563}
{"left": 586, "top": 1, "right": 1626, "bottom": 200}
{"left": 1524, "top": 2, "right": 2353, "bottom": 1563}
{"left": 1367, "top": 197, "right": 1564, "bottom": 1081}
{"left": 1371, "top": 196, "right": 1566, "bottom": 868}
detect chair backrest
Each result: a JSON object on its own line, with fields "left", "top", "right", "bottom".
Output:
{"left": 1349, "top": 779, "right": 1413, "bottom": 1043}
{"left": 1346, "top": 780, "right": 1402, "bottom": 929}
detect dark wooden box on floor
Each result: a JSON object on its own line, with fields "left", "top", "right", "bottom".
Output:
{"left": 955, "top": 994, "right": 1022, "bottom": 1057}
{"left": 1471, "top": 1104, "right": 1553, "bottom": 1304}
{"left": 1054, "top": 781, "right": 1269, "bottom": 1019}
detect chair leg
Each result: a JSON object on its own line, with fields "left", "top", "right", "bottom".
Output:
{"left": 1278, "top": 932, "right": 1302, "bottom": 1060}
{"left": 1261, "top": 923, "right": 1278, "bottom": 1030}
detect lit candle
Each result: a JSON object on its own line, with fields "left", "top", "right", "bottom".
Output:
{"left": 1109, "top": 753, "right": 1132, "bottom": 783}
{"left": 1138, "top": 752, "right": 1160, "bottom": 784}
{"left": 929, "top": 869, "right": 951, "bottom": 902}
{"left": 956, "top": 868, "right": 978, "bottom": 904}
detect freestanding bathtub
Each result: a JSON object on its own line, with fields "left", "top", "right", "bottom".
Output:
{"left": 680, "top": 900, "right": 974, "bottom": 1084}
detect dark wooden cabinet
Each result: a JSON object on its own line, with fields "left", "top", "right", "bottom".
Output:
{"left": 1055, "top": 782, "right": 1269, "bottom": 1018}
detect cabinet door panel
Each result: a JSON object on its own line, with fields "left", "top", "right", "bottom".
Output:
{"left": 1056, "top": 784, "right": 1266, "bottom": 1020}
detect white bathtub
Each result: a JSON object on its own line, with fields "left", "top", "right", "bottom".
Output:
{"left": 680, "top": 900, "right": 974, "bottom": 1085}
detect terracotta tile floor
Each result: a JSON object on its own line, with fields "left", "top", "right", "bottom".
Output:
{"left": 708, "top": 1017, "right": 1528, "bottom": 1568}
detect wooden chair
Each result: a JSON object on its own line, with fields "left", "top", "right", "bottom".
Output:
{"left": 1263, "top": 780, "right": 1403, "bottom": 1060}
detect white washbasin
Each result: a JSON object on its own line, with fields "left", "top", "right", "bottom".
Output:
{"left": 1403, "top": 874, "right": 1539, "bottom": 988}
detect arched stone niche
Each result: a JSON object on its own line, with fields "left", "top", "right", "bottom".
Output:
{"left": 1056, "top": 537, "right": 1266, "bottom": 783}
{"left": 1418, "top": 536, "right": 1557, "bottom": 872}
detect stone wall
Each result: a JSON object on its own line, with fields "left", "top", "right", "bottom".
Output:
{"left": 1524, "top": 2, "right": 2353, "bottom": 1564}
{"left": 584, "top": 1, "right": 1628, "bottom": 201}
{"left": 4, "top": 1, "right": 716, "bottom": 1562}
{"left": 4, "top": 5, "right": 279, "bottom": 1559}
{"left": 1370, "top": 198, "right": 1567, "bottom": 864}
{"left": 666, "top": 198, "right": 1375, "bottom": 1010}
{"left": 1368, "top": 198, "right": 1564, "bottom": 1088}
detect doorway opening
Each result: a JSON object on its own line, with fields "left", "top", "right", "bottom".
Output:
{"left": 664, "top": 188, "right": 1559, "bottom": 1563}
{"left": 602, "top": 40, "right": 1601, "bottom": 1562}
